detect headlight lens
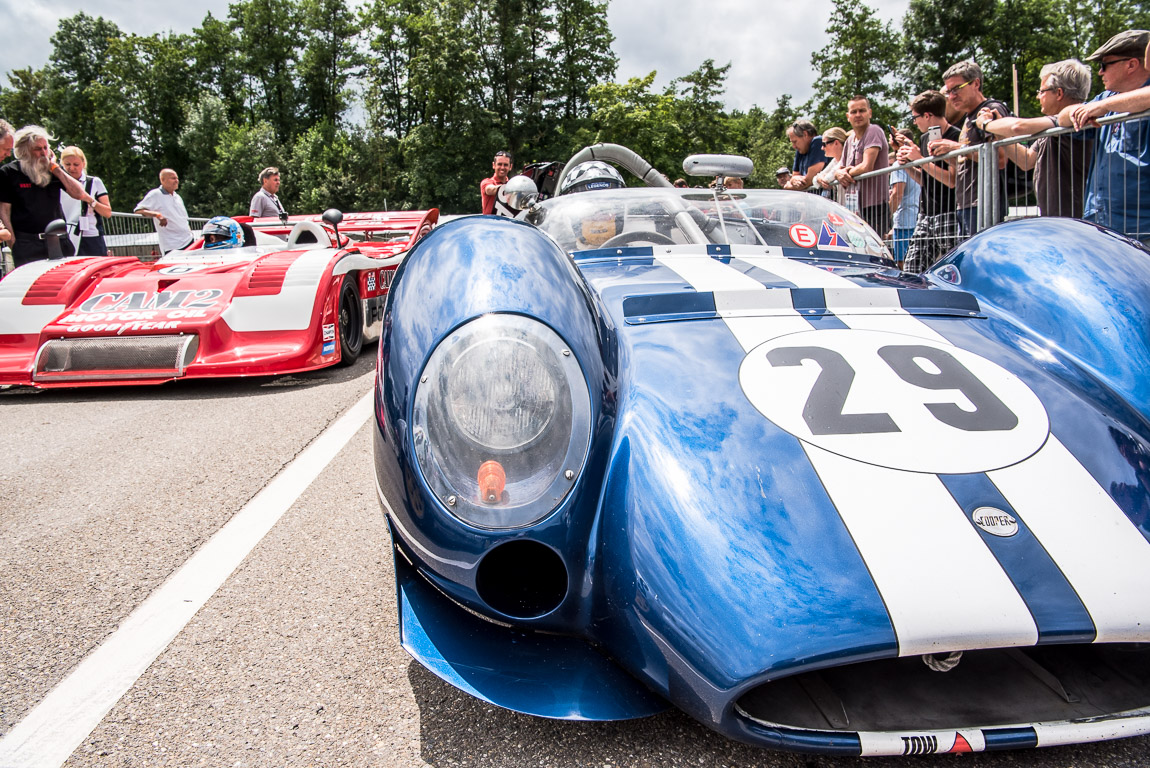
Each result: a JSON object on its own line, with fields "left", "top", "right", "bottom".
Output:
{"left": 411, "top": 314, "right": 591, "bottom": 529}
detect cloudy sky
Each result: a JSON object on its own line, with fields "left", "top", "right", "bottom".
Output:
{"left": 3, "top": 0, "right": 910, "bottom": 114}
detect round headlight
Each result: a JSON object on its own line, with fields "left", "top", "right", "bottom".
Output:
{"left": 411, "top": 314, "right": 591, "bottom": 529}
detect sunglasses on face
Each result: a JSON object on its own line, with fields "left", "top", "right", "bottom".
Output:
{"left": 1098, "top": 57, "right": 1134, "bottom": 72}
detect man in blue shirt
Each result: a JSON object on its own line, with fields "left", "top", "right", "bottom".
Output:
{"left": 784, "top": 120, "right": 827, "bottom": 192}
{"left": 1079, "top": 29, "right": 1150, "bottom": 243}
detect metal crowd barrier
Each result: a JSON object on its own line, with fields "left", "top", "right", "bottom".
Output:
{"left": 0, "top": 212, "right": 209, "bottom": 277}
{"left": 104, "top": 212, "right": 210, "bottom": 261}
{"left": 827, "top": 108, "right": 1150, "bottom": 269}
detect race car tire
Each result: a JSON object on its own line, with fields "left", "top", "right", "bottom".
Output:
{"left": 600, "top": 230, "right": 677, "bottom": 248}
{"left": 337, "top": 275, "right": 363, "bottom": 366}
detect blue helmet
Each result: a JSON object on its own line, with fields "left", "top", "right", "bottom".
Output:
{"left": 201, "top": 216, "right": 242, "bottom": 249}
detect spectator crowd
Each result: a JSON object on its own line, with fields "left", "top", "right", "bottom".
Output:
{"left": 0, "top": 123, "right": 290, "bottom": 270}
{"left": 775, "top": 28, "right": 1150, "bottom": 270}
{"left": 3, "top": 29, "right": 1150, "bottom": 274}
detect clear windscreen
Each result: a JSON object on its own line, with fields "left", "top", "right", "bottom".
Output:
{"left": 525, "top": 188, "right": 890, "bottom": 260}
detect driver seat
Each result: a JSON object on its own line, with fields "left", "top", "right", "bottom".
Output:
{"left": 286, "top": 220, "right": 330, "bottom": 248}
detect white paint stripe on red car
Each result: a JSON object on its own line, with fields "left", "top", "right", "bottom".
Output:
{"left": 221, "top": 249, "right": 338, "bottom": 332}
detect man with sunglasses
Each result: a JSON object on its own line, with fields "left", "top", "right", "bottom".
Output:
{"left": 1073, "top": 30, "right": 1150, "bottom": 243}
{"left": 929, "top": 60, "right": 1011, "bottom": 237}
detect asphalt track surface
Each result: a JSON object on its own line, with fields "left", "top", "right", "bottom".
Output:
{"left": 2, "top": 345, "right": 1149, "bottom": 768}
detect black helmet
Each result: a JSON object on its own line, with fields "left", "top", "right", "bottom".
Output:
{"left": 560, "top": 161, "right": 625, "bottom": 195}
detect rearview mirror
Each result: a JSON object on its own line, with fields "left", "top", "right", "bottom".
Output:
{"left": 682, "top": 154, "right": 754, "bottom": 178}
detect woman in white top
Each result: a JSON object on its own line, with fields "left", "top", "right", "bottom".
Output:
{"left": 814, "top": 127, "right": 848, "bottom": 204}
{"left": 60, "top": 146, "right": 112, "bottom": 256}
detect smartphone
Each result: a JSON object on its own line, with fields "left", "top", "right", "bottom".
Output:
{"left": 926, "top": 125, "right": 941, "bottom": 144}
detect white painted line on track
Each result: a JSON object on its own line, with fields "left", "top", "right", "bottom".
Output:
{"left": 0, "top": 391, "right": 374, "bottom": 768}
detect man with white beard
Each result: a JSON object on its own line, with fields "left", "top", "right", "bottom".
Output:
{"left": 0, "top": 125, "right": 97, "bottom": 266}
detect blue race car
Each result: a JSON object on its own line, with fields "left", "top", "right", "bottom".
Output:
{"left": 372, "top": 144, "right": 1150, "bottom": 756}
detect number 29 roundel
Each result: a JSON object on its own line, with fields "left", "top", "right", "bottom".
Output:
{"left": 739, "top": 329, "right": 1049, "bottom": 475}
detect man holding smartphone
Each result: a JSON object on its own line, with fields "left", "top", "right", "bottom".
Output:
{"left": 895, "top": 90, "right": 961, "bottom": 272}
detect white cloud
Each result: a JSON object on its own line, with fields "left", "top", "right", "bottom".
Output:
{"left": 0, "top": 0, "right": 232, "bottom": 77}
{"left": 608, "top": 0, "right": 910, "bottom": 113}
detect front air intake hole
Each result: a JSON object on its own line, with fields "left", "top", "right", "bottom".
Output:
{"left": 476, "top": 539, "right": 568, "bottom": 619}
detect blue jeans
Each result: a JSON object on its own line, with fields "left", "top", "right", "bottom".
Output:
{"left": 891, "top": 228, "right": 914, "bottom": 263}
{"left": 956, "top": 208, "right": 978, "bottom": 238}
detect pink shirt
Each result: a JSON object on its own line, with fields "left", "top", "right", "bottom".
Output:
{"left": 842, "top": 124, "right": 890, "bottom": 209}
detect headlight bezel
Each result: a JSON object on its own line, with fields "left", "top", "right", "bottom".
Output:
{"left": 410, "top": 313, "right": 592, "bottom": 530}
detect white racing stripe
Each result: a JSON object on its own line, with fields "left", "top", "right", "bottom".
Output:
{"left": 0, "top": 259, "right": 80, "bottom": 335}
{"left": 221, "top": 249, "right": 338, "bottom": 332}
{"left": 0, "top": 392, "right": 373, "bottom": 768}
{"left": 657, "top": 248, "right": 1150, "bottom": 655}
{"left": 805, "top": 444, "right": 1038, "bottom": 654}
{"left": 655, "top": 252, "right": 802, "bottom": 351}
{"left": 989, "top": 435, "right": 1150, "bottom": 642}
{"left": 740, "top": 250, "right": 951, "bottom": 344}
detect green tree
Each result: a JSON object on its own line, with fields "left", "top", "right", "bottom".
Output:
{"left": 469, "top": 0, "right": 553, "bottom": 158}
{"left": 578, "top": 73, "right": 682, "bottom": 176}
{"left": 287, "top": 122, "right": 364, "bottom": 212}
{"left": 208, "top": 121, "right": 285, "bottom": 215}
{"left": 807, "top": 0, "right": 903, "bottom": 129}
{"left": 230, "top": 0, "right": 302, "bottom": 141}
{"left": 41, "top": 13, "right": 124, "bottom": 152}
{"left": 670, "top": 59, "right": 732, "bottom": 155}
{"left": 980, "top": 0, "right": 1066, "bottom": 115}
{"left": 900, "top": 0, "right": 995, "bottom": 95}
{"left": 0, "top": 68, "right": 53, "bottom": 127}
{"left": 298, "top": 0, "right": 363, "bottom": 126}
{"left": 731, "top": 95, "right": 797, "bottom": 188}
{"left": 548, "top": 0, "right": 617, "bottom": 124}
{"left": 360, "top": 0, "right": 424, "bottom": 138}
{"left": 178, "top": 93, "right": 231, "bottom": 211}
{"left": 190, "top": 13, "right": 248, "bottom": 124}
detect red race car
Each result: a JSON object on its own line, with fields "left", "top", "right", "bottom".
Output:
{"left": 0, "top": 209, "right": 437, "bottom": 387}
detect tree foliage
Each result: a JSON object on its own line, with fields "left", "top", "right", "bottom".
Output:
{"left": 807, "top": 0, "right": 903, "bottom": 130}
{"left": 0, "top": 1, "right": 1139, "bottom": 214}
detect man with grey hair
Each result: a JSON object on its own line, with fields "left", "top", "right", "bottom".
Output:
{"left": 0, "top": 125, "right": 99, "bottom": 266}
{"left": 928, "top": 59, "right": 1012, "bottom": 236}
{"left": 979, "top": 59, "right": 1094, "bottom": 217}
{"left": 249, "top": 166, "right": 287, "bottom": 219}
{"left": 784, "top": 120, "right": 827, "bottom": 191}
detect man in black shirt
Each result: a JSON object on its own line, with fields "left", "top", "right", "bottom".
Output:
{"left": 0, "top": 125, "right": 98, "bottom": 267}
{"left": 928, "top": 60, "right": 1012, "bottom": 236}
{"left": 895, "top": 90, "right": 962, "bottom": 273}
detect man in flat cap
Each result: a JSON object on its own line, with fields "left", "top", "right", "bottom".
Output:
{"left": 1074, "top": 30, "right": 1150, "bottom": 242}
